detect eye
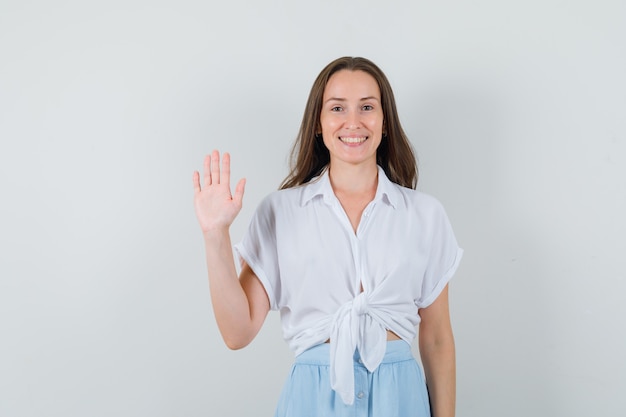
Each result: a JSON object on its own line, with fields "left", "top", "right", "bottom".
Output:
{"left": 330, "top": 105, "right": 343, "bottom": 112}
{"left": 362, "top": 104, "right": 374, "bottom": 111}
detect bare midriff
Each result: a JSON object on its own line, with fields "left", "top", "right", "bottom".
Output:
{"left": 325, "top": 330, "right": 400, "bottom": 343}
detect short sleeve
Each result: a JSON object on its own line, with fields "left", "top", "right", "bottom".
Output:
{"left": 234, "top": 197, "right": 281, "bottom": 310}
{"left": 416, "top": 201, "right": 463, "bottom": 308}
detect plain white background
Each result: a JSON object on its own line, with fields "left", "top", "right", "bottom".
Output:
{"left": 1, "top": 0, "right": 624, "bottom": 416}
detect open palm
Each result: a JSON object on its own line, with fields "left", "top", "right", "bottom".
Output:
{"left": 193, "top": 150, "right": 246, "bottom": 233}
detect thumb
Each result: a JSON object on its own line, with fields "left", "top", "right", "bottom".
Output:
{"left": 233, "top": 178, "right": 246, "bottom": 206}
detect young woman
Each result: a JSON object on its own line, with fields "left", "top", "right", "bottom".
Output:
{"left": 193, "top": 57, "right": 463, "bottom": 417}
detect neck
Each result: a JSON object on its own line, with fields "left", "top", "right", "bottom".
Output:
{"left": 328, "top": 160, "right": 379, "bottom": 196}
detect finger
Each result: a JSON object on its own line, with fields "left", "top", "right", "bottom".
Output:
{"left": 203, "top": 154, "right": 212, "bottom": 187}
{"left": 233, "top": 178, "right": 246, "bottom": 207}
{"left": 211, "top": 150, "right": 220, "bottom": 184}
{"left": 222, "top": 152, "right": 231, "bottom": 192}
{"left": 192, "top": 171, "right": 201, "bottom": 194}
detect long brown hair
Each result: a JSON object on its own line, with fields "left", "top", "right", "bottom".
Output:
{"left": 280, "top": 57, "right": 418, "bottom": 189}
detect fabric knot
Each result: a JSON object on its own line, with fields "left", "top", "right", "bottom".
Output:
{"left": 352, "top": 292, "right": 369, "bottom": 316}
{"left": 329, "top": 292, "right": 390, "bottom": 405}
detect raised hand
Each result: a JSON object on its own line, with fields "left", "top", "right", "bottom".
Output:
{"left": 193, "top": 150, "right": 246, "bottom": 233}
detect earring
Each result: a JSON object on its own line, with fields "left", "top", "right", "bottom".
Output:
{"left": 315, "top": 133, "right": 322, "bottom": 140}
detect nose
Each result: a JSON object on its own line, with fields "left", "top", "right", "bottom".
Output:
{"left": 346, "top": 109, "right": 361, "bottom": 129}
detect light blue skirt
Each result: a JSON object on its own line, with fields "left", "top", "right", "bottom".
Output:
{"left": 275, "top": 340, "right": 431, "bottom": 417}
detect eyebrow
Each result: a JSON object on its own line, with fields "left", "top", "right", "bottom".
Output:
{"left": 324, "top": 96, "right": 381, "bottom": 104}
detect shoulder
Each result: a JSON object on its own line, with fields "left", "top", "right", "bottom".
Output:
{"left": 255, "top": 184, "right": 309, "bottom": 214}
{"left": 394, "top": 185, "right": 447, "bottom": 215}
{"left": 248, "top": 184, "right": 315, "bottom": 237}
{"left": 377, "top": 168, "right": 446, "bottom": 217}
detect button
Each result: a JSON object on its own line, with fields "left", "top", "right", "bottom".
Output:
{"left": 357, "top": 391, "right": 365, "bottom": 399}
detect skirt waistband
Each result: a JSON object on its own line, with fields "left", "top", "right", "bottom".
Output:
{"left": 295, "top": 340, "right": 413, "bottom": 366}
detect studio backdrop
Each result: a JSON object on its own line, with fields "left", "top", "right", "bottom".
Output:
{"left": 1, "top": 1, "right": 624, "bottom": 416}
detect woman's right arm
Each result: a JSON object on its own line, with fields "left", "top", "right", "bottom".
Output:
{"left": 193, "top": 150, "right": 270, "bottom": 349}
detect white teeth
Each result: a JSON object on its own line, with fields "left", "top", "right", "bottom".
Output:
{"left": 339, "top": 136, "right": 367, "bottom": 144}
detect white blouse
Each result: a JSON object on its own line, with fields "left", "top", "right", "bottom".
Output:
{"left": 235, "top": 166, "right": 463, "bottom": 405}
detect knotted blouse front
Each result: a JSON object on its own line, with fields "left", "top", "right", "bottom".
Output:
{"left": 235, "top": 166, "right": 463, "bottom": 405}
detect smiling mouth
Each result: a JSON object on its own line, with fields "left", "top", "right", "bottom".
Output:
{"left": 339, "top": 136, "right": 368, "bottom": 144}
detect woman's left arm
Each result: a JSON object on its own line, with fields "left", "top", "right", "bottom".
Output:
{"left": 419, "top": 284, "right": 456, "bottom": 417}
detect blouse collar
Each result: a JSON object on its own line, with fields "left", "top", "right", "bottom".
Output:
{"left": 300, "top": 165, "right": 401, "bottom": 209}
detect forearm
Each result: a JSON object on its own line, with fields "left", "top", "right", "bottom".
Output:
{"left": 203, "top": 228, "right": 254, "bottom": 349}
{"left": 420, "top": 332, "right": 456, "bottom": 417}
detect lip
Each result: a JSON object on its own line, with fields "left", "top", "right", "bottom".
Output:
{"left": 338, "top": 136, "right": 368, "bottom": 144}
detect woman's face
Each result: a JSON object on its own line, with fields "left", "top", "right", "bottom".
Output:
{"left": 319, "top": 70, "right": 384, "bottom": 168}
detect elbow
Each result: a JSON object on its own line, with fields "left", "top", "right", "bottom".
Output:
{"left": 419, "top": 328, "right": 455, "bottom": 351}
{"left": 216, "top": 314, "right": 262, "bottom": 350}
{"left": 223, "top": 334, "right": 253, "bottom": 350}
{"left": 419, "top": 333, "right": 456, "bottom": 365}
{"left": 419, "top": 323, "right": 455, "bottom": 356}
{"left": 225, "top": 340, "right": 248, "bottom": 350}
